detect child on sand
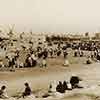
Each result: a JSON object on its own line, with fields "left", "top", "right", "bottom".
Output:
{"left": 0, "top": 85, "right": 9, "bottom": 99}
{"left": 22, "top": 83, "right": 32, "bottom": 98}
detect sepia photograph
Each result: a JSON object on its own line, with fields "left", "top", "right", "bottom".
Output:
{"left": 0, "top": 0, "right": 100, "bottom": 100}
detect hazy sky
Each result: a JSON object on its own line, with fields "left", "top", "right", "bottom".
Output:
{"left": 0, "top": 0, "right": 100, "bottom": 33}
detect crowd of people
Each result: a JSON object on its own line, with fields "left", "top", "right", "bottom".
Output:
{"left": 0, "top": 35, "right": 100, "bottom": 99}
{"left": 0, "top": 37, "right": 100, "bottom": 70}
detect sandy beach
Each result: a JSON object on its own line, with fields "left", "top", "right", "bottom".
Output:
{"left": 0, "top": 51, "right": 100, "bottom": 100}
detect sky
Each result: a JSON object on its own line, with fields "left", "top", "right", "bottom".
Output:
{"left": 0, "top": 0, "right": 100, "bottom": 33}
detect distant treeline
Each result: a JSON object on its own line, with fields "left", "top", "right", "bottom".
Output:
{"left": 46, "top": 35, "right": 82, "bottom": 42}
{"left": 46, "top": 35, "right": 100, "bottom": 42}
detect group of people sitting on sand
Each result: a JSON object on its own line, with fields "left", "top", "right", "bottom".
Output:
{"left": 0, "top": 82, "right": 32, "bottom": 99}
{"left": 43, "top": 75, "right": 83, "bottom": 98}
{"left": 0, "top": 75, "right": 83, "bottom": 99}
{"left": 48, "top": 75, "right": 83, "bottom": 93}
